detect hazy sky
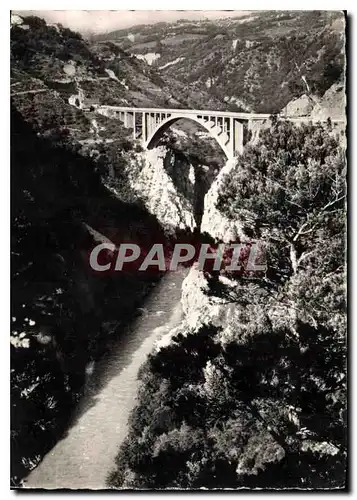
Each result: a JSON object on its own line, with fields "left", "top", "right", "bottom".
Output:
{"left": 15, "top": 10, "right": 250, "bottom": 34}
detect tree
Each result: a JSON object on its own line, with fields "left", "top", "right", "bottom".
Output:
{"left": 217, "top": 120, "right": 346, "bottom": 280}
{"left": 108, "top": 319, "right": 346, "bottom": 489}
{"left": 108, "top": 120, "right": 346, "bottom": 490}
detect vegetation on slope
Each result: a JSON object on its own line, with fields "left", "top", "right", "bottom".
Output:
{"left": 100, "top": 10, "right": 345, "bottom": 113}
{"left": 108, "top": 121, "right": 346, "bottom": 489}
{"left": 11, "top": 14, "right": 223, "bottom": 110}
{"left": 10, "top": 104, "right": 169, "bottom": 485}
{"left": 10, "top": 15, "right": 220, "bottom": 485}
{"left": 10, "top": 17, "right": 168, "bottom": 484}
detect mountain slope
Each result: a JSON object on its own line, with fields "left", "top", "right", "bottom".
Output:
{"left": 98, "top": 10, "right": 345, "bottom": 113}
{"left": 11, "top": 14, "right": 224, "bottom": 110}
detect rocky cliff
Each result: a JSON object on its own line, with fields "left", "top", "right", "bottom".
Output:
{"left": 200, "top": 158, "right": 244, "bottom": 242}
{"left": 106, "top": 147, "right": 196, "bottom": 234}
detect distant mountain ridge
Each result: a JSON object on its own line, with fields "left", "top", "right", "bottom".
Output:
{"left": 96, "top": 10, "right": 345, "bottom": 113}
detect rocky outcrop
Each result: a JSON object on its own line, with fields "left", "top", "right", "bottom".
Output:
{"left": 281, "top": 94, "right": 315, "bottom": 117}
{"left": 201, "top": 158, "right": 244, "bottom": 242}
{"left": 311, "top": 81, "right": 346, "bottom": 121}
{"left": 282, "top": 82, "right": 346, "bottom": 121}
{"left": 68, "top": 79, "right": 85, "bottom": 109}
{"left": 179, "top": 264, "right": 296, "bottom": 345}
{"left": 155, "top": 265, "right": 235, "bottom": 350}
{"left": 247, "top": 118, "right": 271, "bottom": 144}
{"left": 135, "top": 53, "right": 161, "bottom": 66}
{"left": 11, "top": 14, "right": 24, "bottom": 26}
{"left": 112, "top": 147, "right": 197, "bottom": 234}
{"left": 181, "top": 265, "right": 230, "bottom": 330}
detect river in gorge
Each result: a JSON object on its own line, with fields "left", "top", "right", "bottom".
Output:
{"left": 25, "top": 267, "right": 188, "bottom": 489}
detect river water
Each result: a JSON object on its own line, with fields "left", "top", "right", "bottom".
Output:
{"left": 25, "top": 268, "right": 187, "bottom": 489}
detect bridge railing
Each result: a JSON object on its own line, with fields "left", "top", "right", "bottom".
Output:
{"left": 97, "top": 105, "right": 345, "bottom": 124}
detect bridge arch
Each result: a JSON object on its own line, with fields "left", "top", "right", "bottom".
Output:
{"left": 144, "top": 115, "right": 231, "bottom": 160}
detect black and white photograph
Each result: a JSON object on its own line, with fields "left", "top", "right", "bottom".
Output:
{"left": 10, "top": 8, "right": 347, "bottom": 490}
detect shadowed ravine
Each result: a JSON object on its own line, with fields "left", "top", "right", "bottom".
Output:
{"left": 25, "top": 268, "right": 188, "bottom": 489}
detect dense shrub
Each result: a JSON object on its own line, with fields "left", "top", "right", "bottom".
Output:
{"left": 108, "top": 121, "right": 346, "bottom": 489}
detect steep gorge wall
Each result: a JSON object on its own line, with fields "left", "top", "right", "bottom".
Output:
{"left": 116, "top": 147, "right": 197, "bottom": 234}
{"left": 201, "top": 158, "right": 244, "bottom": 242}
{"left": 11, "top": 111, "right": 173, "bottom": 484}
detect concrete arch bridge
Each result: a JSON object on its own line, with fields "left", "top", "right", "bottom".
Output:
{"left": 96, "top": 106, "right": 344, "bottom": 160}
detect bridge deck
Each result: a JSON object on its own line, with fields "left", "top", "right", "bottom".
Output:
{"left": 98, "top": 106, "right": 345, "bottom": 123}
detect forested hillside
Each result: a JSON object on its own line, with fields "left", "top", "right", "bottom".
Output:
{"left": 11, "top": 14, "right": 224, "bottom": 110}
{"left": 99, "top": 10, "right": 345, "bottom": 113}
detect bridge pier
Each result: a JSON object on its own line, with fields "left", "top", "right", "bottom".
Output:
{"left": 142, "top": 112, "right": 146, "bottom": 142}
{"left": 234, "top": 120, "right": 244, "bottom": 156}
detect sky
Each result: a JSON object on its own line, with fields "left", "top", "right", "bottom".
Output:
{"left": 15, "top": 10, "right": 250, "bottom": 34}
